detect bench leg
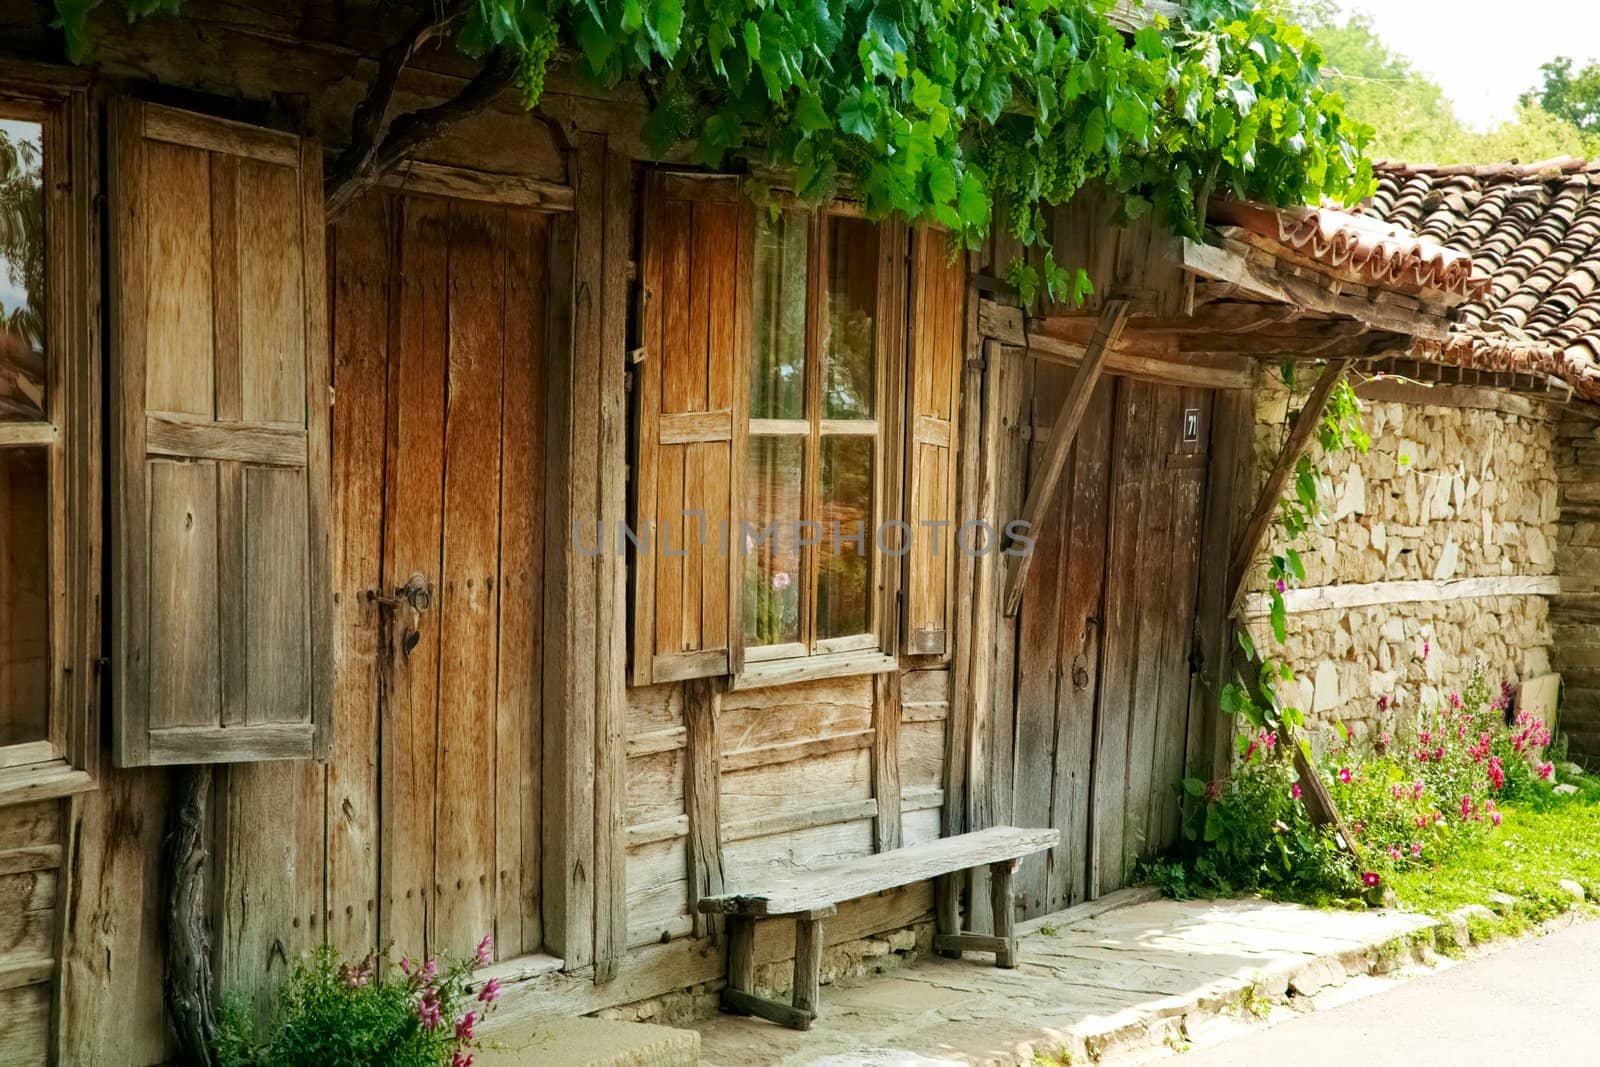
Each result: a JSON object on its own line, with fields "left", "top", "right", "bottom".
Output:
{"left": 791, "top": 915, "right": 824, "bottom": 1028}
{"left": 724, "top": 914, "right": 756, "bottom": 1012}
{"left": 989, "top": 859, "right": 1018, "bottom": 968}
{"left": 935, "top": 872, "right": 962, "bottom": 959}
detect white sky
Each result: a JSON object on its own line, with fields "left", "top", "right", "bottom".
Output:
{"left": 1337, "top": 2, "right": 1600, "bottom": 129}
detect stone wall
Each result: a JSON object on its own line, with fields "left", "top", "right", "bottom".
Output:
{"left": 1553, "top": 412, "right": 1600, "bottom": 758}
{"left": 1249, "top": 367, "right": 1559, "bottom": 741}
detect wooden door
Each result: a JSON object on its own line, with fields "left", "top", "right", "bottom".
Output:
{"left": 331, "top": 190, "right": 549, "bottom": 962}
{"left": 1010, "top": 374, "right": 1212, "bottom": 916}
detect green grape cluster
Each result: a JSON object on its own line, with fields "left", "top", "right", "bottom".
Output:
{"left": 514, "top": 19, "right": 560, "bottom": 111}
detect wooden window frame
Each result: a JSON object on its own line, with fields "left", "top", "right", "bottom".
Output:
{"left": 735, "top": 207, "right": 904, "bottom": 689}
{"left": 0, "top": 66, "right": 96, "bottom": 805}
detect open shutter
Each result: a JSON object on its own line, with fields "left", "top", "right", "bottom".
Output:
{"left": 110, "top": 101, "right": 330, "bottom": 766}
{"left": 632, "top": 173, "right": 750, "bottom": 686}
{"left": 903, "top": 229, "right": 966, "bottom": 657}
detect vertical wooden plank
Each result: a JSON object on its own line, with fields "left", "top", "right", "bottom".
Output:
{"left": 327, "top": 194, "right": 389, "bottom": 958}
{"left": 1048, "top": 381, "right": 1113, "bottom": 910}
{"left": 496, "top": 210, "right": 547, "bottom": 958}
{"left": 1090, "top": 377, "right": 1150, "bottom": 897}
{"left": 871, "top": 671, "right": 903, "bottom": 851}
{"left": 56, "top": 775, "right": 175, "bottom": 1066}
{"left": 146, "top": 460, "right": 221, "bottom": 729}
{"left": 1191, "top": 389, "right": 1255, "bottom": 783}
{"left": 217, "top": 758, "right": 325, "bottom": 1025}
{"left": 1122, "top": 383, "right": 1178, "bottom": 872}
{"left": 989, "top": 859, "right": 1017, "bottom": 967}
{"left": 242, "top": 466, "right": 311, "bottom": 724}
{"left": 379, "top": 195, "right": 448, "bottom": 958}
{"left": 299, "top": 138, "right": 334, "bottom": 760}
{"left": 1010, "top": 365, "right": 1067, "bottom": 916}
{"left": 594, "top": 148, "right": 633, "bottom": 979}
{"left": 237, "top": 158, "right": 307, "bottom": 426}
{"left": 211, "top": 154, "right": 247, "bottom": 730}
{"left": 632, "top": 175, "right": 665, "bottom": 688}
{"left": 940, "top": 274, "right": 983, "bottom": 939}
{"left": 684, "top": 678, "right": 725, "bottom": 939}
{"left": 142, "top": 139, "right": 213, "bottom": 419}
{"left": 542, "top": 134, "right": 602, "bottom": 967}
{"left": 433, "top": 202, "right": 506, "bottom": 958}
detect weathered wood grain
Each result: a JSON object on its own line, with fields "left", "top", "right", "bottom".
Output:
{"left": 699, "top": 826, "right": 1058, "bottom": 916}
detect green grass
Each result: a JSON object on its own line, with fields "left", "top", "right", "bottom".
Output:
{"left": 1385, "top": 771, "right": 1600, "bottom": 932}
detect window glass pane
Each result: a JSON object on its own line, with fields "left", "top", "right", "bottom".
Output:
{"left": 823, "top": 216, "right": 878, "bottom": 421}
{"left": 0, "top": 447, "right": 48, "bottom": 747}
{"left": 817, "top": 435, "right": 873, "bottom": 640}
{"left": 0, "top": 117, "right": 45, "bottom": 422}
{"left": 749, "top": 211, "right": 808, "bottom": 421}
{"left": 743, "top": 436, "right": 804, "bottom": 647}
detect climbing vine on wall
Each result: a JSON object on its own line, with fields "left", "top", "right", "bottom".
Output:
{"left": 53, "top": 0, "right": 1372, "bottom": 302}
{"left": 1222, "top": 365, "right": 1369, "bottom": 742}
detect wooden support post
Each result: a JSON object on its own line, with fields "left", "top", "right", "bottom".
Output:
{"left": 1003, "top": 299, "right": 1131, "bottom": 616}
{"left": 792, "top": 915, "right": 824, "bottom": 1027}
{"left": 1226, "top": 357, "right": 1352, "bottom": 615}
{"left": 934, "top": 873, "right": 962, "bottom": 959}
{"left": 871, "top": 671, "right": 903, "bottom": 852}
{"left": 989, "top": 859, "right": 1017, "bottom": 968}
{"left": 685, "top": 677, "right": 726, "bottom": 939}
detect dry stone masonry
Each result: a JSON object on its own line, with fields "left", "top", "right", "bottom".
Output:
{"left": 1554, "top": 413, "right": 1600, "bottom": 757}
{"left": 1252, "top": 367, "right": 1559, "bottom": 741}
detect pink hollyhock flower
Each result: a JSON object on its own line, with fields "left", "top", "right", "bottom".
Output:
{"left": 475, "top": 933, "right": 493, "bottom": 968}
{"left": 1362, "top": 871, "right": 1381, "bottom": 888}
{"left": 477, "top": 978, "right": 501, "bottom": 1004}
{"left": 1339, "top": 767, "right": 1353, "bottom": 784}
{"left": 1291, "top": 783, "right": 1302, "bottom": 800}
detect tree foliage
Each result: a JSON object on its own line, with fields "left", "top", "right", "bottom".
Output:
{"left": 1286, "top": 2, "right": 1596, "bottom": 163}
{"left": 1526, "top": 56, "right": 1600, "bottom": 137}
{"left": 53, "top": 0, "right": 1371, "bottom": 301}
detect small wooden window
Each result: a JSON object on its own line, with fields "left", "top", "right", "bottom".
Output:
{"left": 0, "top": 70, "right": 95, "bottom": 803}
{"left": 743, "top": 210, "right": 898, "bottom": 667}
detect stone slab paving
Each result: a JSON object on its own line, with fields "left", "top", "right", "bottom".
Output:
{"left": 694, "top": 890, "right": 1437, "bottom": 1066}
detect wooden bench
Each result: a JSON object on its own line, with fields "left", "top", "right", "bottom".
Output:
{"left": 697, "top": 825, "right": 1059, "bottom": 1030}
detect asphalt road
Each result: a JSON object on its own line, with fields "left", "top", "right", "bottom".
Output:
{"left": 1167, "top": 916, "right": 1600, "bottom": 1066}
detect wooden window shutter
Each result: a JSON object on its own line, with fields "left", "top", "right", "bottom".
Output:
{"left": 110, "top": 101, "right": 331, "bottom": 766}
{"left": 632, "top": 173, "right": 751, "bottom": 686}
{"left": 903, "top": 229, "right": 966, "bottom": 657}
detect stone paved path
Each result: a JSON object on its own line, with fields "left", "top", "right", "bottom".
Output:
{"left": 693, "top": 890, "right": 1437, "bottom": 1066}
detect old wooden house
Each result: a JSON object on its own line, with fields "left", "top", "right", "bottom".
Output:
{"left": 2, "top": 2, "right": 1595, "bottom": 1063}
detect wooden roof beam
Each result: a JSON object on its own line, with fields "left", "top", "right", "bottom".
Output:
{"left": 1180, "top": 238, "right": 1453, "bottom": 343}
{"left": 1002, "top": 299, "right": 1132, "bottom": 617}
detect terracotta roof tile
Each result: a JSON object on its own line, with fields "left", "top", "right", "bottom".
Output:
{"left": 1363, "top": 158, "right": 1600, "bottom": 401}
{"left": 1207, "top": 198, "right": 1483, "bottom": 302}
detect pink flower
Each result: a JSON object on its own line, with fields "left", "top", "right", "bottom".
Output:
{"left": 1539, "top": 761, "right": 1555, "bottom": 780}
{"left": 475, "top": 933, "right": 494, "bottom": 968}
{"left": 1380, "top": 731, "right": 1393, "bottom": 747}
{"left": 452, "top": 1055, "right": 475, "bottom": 1067}
{"left": 1388, "top": 846, "right": 1402, "bottom": 861}
{"left": 1362, "top": 871, "right": 1382, "bottom": 888}
{"left": 1291, "top": 782, "right": 1302, "bottom": 800}
{"left": 1491, "top": 811, "right": 1503, "bottom": 827}
{"left": 1276, "top": 578, "right": 1287, "bottom": 593}
{"left": 1378, "top": 695, "right": 1390, "bottom": 713}
{"left": 1459, "top": 795, "right": 1473, "bottom": 818}
{"left": 1412, "top": 781, "right": 1424, "bottom": 800}
{"left": 399, "top": 955, "right": 411, "bottom": 975}
{"left": 456, "top": 1011, "right": 477, "bottom": 1042}
{"left": 1338, "top": 767, "right": 1353, "bottom": 784}
{"left": 1422, "top": 639, "right": 1430, "bottom": 659}
{"left": 1449, "top": 692, "right": 1463, "bottom": 710}
{"left": 417, "top": 994, "right": 442, "bottom": 1030}
{"left": 1410, "top": 842, "right": 1423, "bottom": 858}
{"left": 477, "top": 978, "right": 501, "bottom": 1004}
